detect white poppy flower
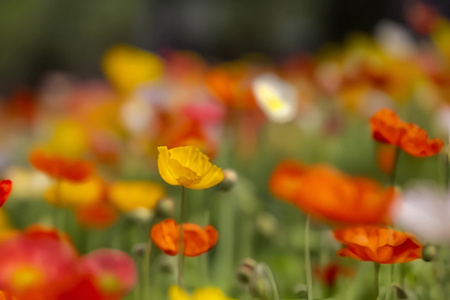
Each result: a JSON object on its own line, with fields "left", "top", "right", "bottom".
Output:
{"left": 391, "top": 182, "right": 450, "bottom": 244}
{"left": 252, "top": 73, "right": 298, "bottom": 123}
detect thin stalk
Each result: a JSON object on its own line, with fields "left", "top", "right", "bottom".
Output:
{"left": 261, "top": 263, "right": 280, "bottom": 300}
{"left": 374, "top": 263, "right": 380, "bottom": 300}
{"left": 142, "top": 240, "right": 152, "bottom": 299}
{"left": 55, "top": 177, "right": 63, "bottom": 229}
{"left": 178, "top": 186, "right": 186, "bottom": 287}
{"left": 305, "top": 216, "right": 313, "bottom": 300}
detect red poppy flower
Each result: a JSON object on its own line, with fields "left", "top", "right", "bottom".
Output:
{"left": 79, "top": 249, "right": 137, "bottom": 298}
{"left": 29, "top": 149, "right": 95, "bottom": 182}
{"left": 0, "top": 180, "right": 12, "bottom": 208}
{"left": 150, "top": 219, "right": 218, "bottom": 257}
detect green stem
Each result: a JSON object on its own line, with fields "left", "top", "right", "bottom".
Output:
{"left": 374, "top": 263, "right": 380, "bottom": 300}
{"left": 143, "top": 240, "right": 152, "bottom": 299}
{"left": 305, "top": 216, "right": 313, "bottom": 300}
{"left": 55, "top": 177, "right": 64, "bottom": 230}
{"left": 178, "top": 186, "right": 186, "bottom": 288}
{"left": 261, "top": 263, "right": 280, "bottom": 300}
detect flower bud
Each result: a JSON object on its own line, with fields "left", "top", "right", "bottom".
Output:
{"left": 127, "top": 207, "right": 154, "bottom": 223}
{"left": 219, "top": 169, "right": 238, "bottom": 191}
{"left": 293, "top": 284, "right": 308, "bottom": 299}
{"left": 256, "top": 212, "right": 278, "bottom": 239}
{"left": 422, "top": 244, "right": 438, "bottom": 262}
{"left": 155, "top": 196, "right": 175, "bottom": 218}
{"left": 132, "top": 243, "right": 148, "bottom": 258}
{"left": 157, "top": 255, "right": 176, "bottom": 274}
{"left": 236, "top": 258, "right": 257, "bottom": 286}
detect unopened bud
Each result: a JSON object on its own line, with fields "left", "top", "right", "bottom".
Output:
{"left": 155, "top": 196, "right": 175, "bottom": 218}
{"left": 249, "top": 275, "right": 272, "bottom": 300}
{"left": 422, "top": 244, "right": 438, "bottom": 262}
{"left": 236, "top": 258, "right": 257, "bottom": 286}
{"left": 127, "top": 207, "right": 154, "bottom": 223}
{"left": 293, "top": 284, "right": 308, "bottom": 299}
{"left": 219, "top": 169, "right": 238, "bottom": 191}
{"left": 256, "top": 212, "right": 278, "bottom": 239}
{"left": 158, "top": 255, "right": 176, "bottom": 274}
{"left": 132, "top": 243, "right": 148, "bottom": 258}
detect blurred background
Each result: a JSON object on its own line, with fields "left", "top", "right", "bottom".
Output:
{"left": 1, "top": 0, "right": 448, "bottom": 94}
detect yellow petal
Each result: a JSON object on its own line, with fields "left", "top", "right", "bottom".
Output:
{"left": 192, "top": 287, "right": 234, "bottom": 300}
{"left": 169, "top": 285, "right": 191, "bottom": 300}
{"left": 158, "top": 146, "right": 181, "bottom": 186}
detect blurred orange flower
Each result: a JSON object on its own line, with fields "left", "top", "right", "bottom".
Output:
{"left": 0, "top": 180, "right": 12, "bottom": 208}
{"left": 270, "top": 161, "right": 395, "bottom": 225}
{"left": 75, "top": 202, "right": 118, "bottom": 229}
{"left": 369, "top": 108, "right": 443, "bottom": 157}
{"left": 375, "top": 144, "right": 397, "bottom": 175}
{"left": 269, "top": 160, "right": 306, "bottom": 203}
{"left": 0, "top": 291, "right": 17, "bottom": 300}
{"left": 333, "top": 226, "right": 423, "bottom": 264}
{"left": 206, "top": 64, "right": 257, "bottom": 110}
{"left": 29, "top": 149, "right": 95, "bottom": 182}
{"left": 150, "top": 219, "right": 218, "bottom": 257}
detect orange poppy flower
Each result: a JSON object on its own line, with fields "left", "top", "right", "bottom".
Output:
{"left": 0, "top": 291, "right": 17, "bottom": 300}
{"left": 369, "top": 108, "right": 443, "bottom": 157}
{"left": 270, "top": 161, "right": 396, "bottom": 225}
{"left": 150, "top": 219, "right": 218, "bottom": 257}
{"left": 75, "top": 202, "right": 118, "bottom": 229}
{"left": 268, "top": 160, "right": 307, "bottom": 203}
{"left": 333, "top": 226, "right": 423, "bottom": 264}
{"left": 375, "top": 144, "right": 397, "bottom": 175}
{"left": 0, "top": 180, "right": 12, "bottom": 208}
{"left": 29, "top": 149, "right": 95, "bottom": 182}
{"left": 206, "top": 64, "right": 257, "bottom": 110}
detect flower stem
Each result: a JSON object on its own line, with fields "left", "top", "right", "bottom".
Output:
{"left": 143, "top": 239, "right": 152, "bottom": 299}
{"left": 374, "top": 262, "right": 380, "bottom": 300}
{"left": 305, "top": 215, "right": 313, "bottom": 300}
{"left": 178, "top": 186, "right": 186, "bottom": 288}
{"left": 261, "top": 263, "right": 280, "bottom": 300}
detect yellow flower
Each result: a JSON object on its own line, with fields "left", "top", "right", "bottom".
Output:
{"left": 169, "top": 286, "right": 235, "bottom": 300}
{"left": 44, "top": 177, "right": 103, "bottom": 208}
{"left": 109, "top": 181, "right": 165, "bottom": 213}
{"left": 102, "top": 45, "right": 164, "bottom": 93}
{"left": 157, "top": 146, "right": 224, "bottom": 190}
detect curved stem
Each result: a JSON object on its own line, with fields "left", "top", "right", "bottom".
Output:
{"left": 261, "top": 263, "right": 280, "bottom": 300}
{"left": 305, "top": 216, "right": 313, "bottom": 300}
{"left": 178, "top": 186, "right": 186, "bottom": 287}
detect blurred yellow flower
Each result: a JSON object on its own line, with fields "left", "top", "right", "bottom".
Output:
{"left": 46, "top": 120, "right": 89, "bottom": 159}
{"left": 44, "top": 177, "right": 103, "bottom": 208}
{"left": 102, "top": 45, "right": 164, "bottom": 93}
{"left": 109, "top": 181, "right": 165, "bottom": 213}
{"left": 169, "top": 285, "right": 235, "bottom": 300}
{"left": 157, "top": 146, "right": 224, "bottom": 190}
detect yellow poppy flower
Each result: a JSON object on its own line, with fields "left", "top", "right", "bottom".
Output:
{"left": 102, "top": 45, "right": 164, "bottom": 93}
{"left": 44, "top": 177, "right": 103, "bottom": 208}
{"left": 109, "top": 181, "right": 165, "bottom": 213}
{"left": 169, "top": 285, "right": 235, "bottom": 300}
{"left": 157, "top": 146, "right": 224, "bottom": 190}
